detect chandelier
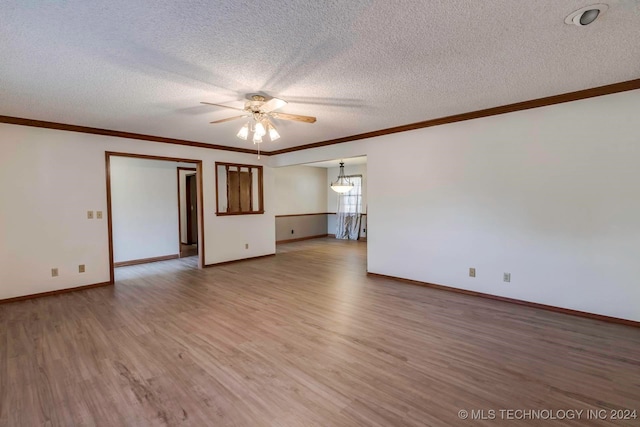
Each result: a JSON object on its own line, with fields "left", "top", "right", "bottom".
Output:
{"left": 330, "top": 161, "right": 354, "bottom": 193}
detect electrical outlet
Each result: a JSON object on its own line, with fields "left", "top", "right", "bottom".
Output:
{"left": 504, "top": 273, "right": 511, "bottom": 283}
{"left": 291, "top": 229, "right": 294, "bottom": 234}
{"left": 469, "top": 267, "right": 476, "bottom": 278}
{"left": 363, "top": 228, "right": 366, "bottom": 233}
{"left": 96, "top": 211, "right": 103, "bottom": 219}
{"left": 51, "top": 268, "right": 59, "bottom": 277}
{"left": 245, "top": 243, "right": 249, "bottom": 249}
{"left": 87, "top": 210, "right": 94, "bottom": 219}
{"left": 79, "top": 264, "right": 85, "bottom": 273}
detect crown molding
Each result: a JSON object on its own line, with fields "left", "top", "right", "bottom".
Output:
{"left": 268, "top": 78, "right": 640, "bottom": 155}
{"left": 3, "top": 78, "right": 639, "bottom": 157}
{"left": 0, "top": 115, "right": 264, "bottom": 155}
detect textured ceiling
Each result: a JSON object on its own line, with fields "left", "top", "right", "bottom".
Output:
{"left": 2, "top": 0, "right": 640, "bottom": 152}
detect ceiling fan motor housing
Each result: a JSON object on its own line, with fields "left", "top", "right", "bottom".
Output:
{"left": 246, "top": 101, "right": 264, "bottom": 112}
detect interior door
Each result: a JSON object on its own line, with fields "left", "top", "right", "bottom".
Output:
{"left": 186, "top": 174, "right": 198, "bottom": 244}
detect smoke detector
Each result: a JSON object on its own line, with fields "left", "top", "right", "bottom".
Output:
{"left": 565, "top": 4, "right": 609, "bottom": 26}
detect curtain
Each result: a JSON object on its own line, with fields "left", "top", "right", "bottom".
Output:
{"left": 336, "top": 176, "right": 362, "bottom": 240}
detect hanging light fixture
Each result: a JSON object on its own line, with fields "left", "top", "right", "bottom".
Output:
{"left": 330, "top": 161, "right": 354, "bottom": 193}
{"left": 236, "top": 122, "right": 249, "bottom": 140}
{"left": 268, "top": 123, "right": 280, "bottom": 141}
{"left": 236, "top": 115, "right": 280, "bottom": 152}
{"left": 203, "top": 95, "right": 318, "bottom": 158}
{"left": 254, "top": 121, "right": 266, "bottom": 138}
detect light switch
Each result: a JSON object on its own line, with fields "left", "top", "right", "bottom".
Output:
{"left": 87, "top": 211, "right": 94, "bottom": 219}
{"left": 96, "top": 211, "right": 103, "bottom": 219}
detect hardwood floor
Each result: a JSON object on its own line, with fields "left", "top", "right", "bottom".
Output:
{"left": 1, "top": 238, "right": 638, "bottom": 426}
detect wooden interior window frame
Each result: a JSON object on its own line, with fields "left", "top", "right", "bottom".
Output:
{"left": 215, "top": 162, "right": 264, "bottom": 216}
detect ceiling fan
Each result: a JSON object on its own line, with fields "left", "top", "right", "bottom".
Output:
{"left": 201, "top": 95, "right": 317, "bottom": 146}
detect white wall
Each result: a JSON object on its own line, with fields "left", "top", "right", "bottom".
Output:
{"left": 327, "top": 163, "right": 367, "bottom": 236}
{"left": 111, "top": 157, "right": 182, "bottom": 262}
{"left": 3, "top": 90, "right": 640, "bottom": 320}
{"left": 271, "top": 89, "right": 640, "bottom": 322}
{"left": 0, "top": 124, "right": 275, "bottom": 299}
{"left": 274, "top": 165, "right": 327, "bottom": 215}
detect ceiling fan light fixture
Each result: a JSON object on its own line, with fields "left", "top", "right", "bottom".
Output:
{"left": 268, "top": 123, "right": 280, "bottom": 141}
{"left": 236, "top": 122, "right": 249, "bottom": 140}
{"left": 203, "top": 94, "right": 317, "bottom": 157}
{"left": 330, "top": 161, "right": 354, "bottom": 194}
{"left": 254, "top": 121, "right": 266, "bottom": 137}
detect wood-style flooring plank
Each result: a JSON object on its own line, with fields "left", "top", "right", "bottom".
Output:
{"left": 0, "top": 238, "right": 638, "bottom": 426}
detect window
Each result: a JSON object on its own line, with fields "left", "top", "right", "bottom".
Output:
{"left": 338, "top": 175, "right": 362, "bottom": 214}
{"left": 215, "top": 162, "right": 264, "bottom": 215}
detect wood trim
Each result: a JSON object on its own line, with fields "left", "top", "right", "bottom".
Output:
{"left": 225, "top": 165, "right": 230, "bottom": 213}
{"left": 205, "top": 253, "right": 275, "bottom": 267}
{"left": 249, "top": 167, "right": 254, "bottom": 212}
{"left": 268, "top": 78, "right": 640, "bottom": 155}
{"left": 215, "top": 162, "right": 264, "bottom": 215}
{"left": 215, "top": 164, "right": 221, "bottom": 217}
{"left": 215, "top": 161, "right": 265, "bottom": 168}
{"left": 275, "top": 213, "right": 331, "bottom": 218}
{"left": 177, "top": 168, "right": 182, "bottom": 247}
{"left": 367, "top": 272, "right": 640, "bottom": 328}
{"left": 237, "top": 168, "right": 242, "bottom": 211}
{"left": 114, "top": 254, "right": 179, "bottom": 267}
{"left": 276, "top": 234, "right": 330, "bottom": 244}
{"left": 197, "top": 162, "right": 205, "bottom": 268}
{"left": 185, "top": 174, "right": 196, "bottom": 245}
{"left": 258, "top": 165, "right": 264, "bottom": 212}
{"left": 177, "top": 167, "right": 197, "bottom": 247}
{"left": 105, "top": 151, "right": 201, "bottom": 164}
{"left": 0, "top": 115, "right": 262, "bottom": 155}
{"left": 326, "top": 212, "right": 367, "bottom": 215}
{"left": 4, "top": 79, "right": 639, "bottom": 157}
{"left": 105, "top": 152, "right": 114, "bottom": 284}
{"left": 216, "top": 211, "right": 265, "bottom": 216}
{"left": 105, "top": 152, "right": 205, "bottom": 276}
{"left": 0, "top": 282, "right": 112, "bottom": 304}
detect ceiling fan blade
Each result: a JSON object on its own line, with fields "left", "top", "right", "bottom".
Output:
{"left": 260, "top": 97, "right": 288, "bottom": 112}
{"left": 200, "top": 101, "right": 246, "bottom": 112}
{"left": 272, "top": 112, "right": 317, "bottom": 123}
{"left": 209, "top": 115, "right": 248, "bottom": 124}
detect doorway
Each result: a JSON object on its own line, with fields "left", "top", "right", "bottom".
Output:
{"left": 106, "top": 152, "right": 205, "bottom": 284}
{"left": 178, "top": 167, "right": 199, "bottom": 258}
